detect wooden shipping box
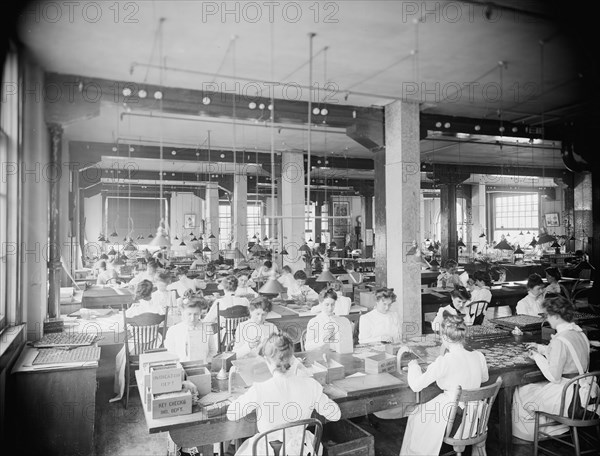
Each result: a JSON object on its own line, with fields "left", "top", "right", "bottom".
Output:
{"left": 322, "top": 419, "right": 375, "bottom": 456}
{"left": 146, "top": 389, "right": 192, "bottom": 419}
{"left": 181, "top": 362, "right": 212, "bottom": 396}
{"left": 140, "top": 351, "right": 179, "bottom": 374}
{"left": 304, "top": 362, "right": 328, "bottom": 386}
{"left": 364, "top": 352, "right": 396, "bottom": 374}
{"left": 149, "top": 365, "right": 183, "bottom": 395}
{"left": 314, "top": 359, "right": 345, "bottom": 383}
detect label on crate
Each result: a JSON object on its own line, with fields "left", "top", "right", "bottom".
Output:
{"left": 150, "top": 366, "right": 183, "bottom": 395}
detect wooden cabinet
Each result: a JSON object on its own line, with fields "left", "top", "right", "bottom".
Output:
{"left": 9, "top": 347, "right": 98, "bottom": 455}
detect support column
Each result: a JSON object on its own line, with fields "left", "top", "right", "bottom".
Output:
{"left": 471, "top": 182, "right": 487, "bottom": 253}
{"left": 205, "top": 183, "right": 219, "bottom": 261}
{"left": 384, "top": 100, "right": 421, "bottom": 337}
{"left": 314, "top": 203, "right": 322, "bottom": 243}
{"left": 233, "top": 169, "right": 248, "bottom": 255}
{"left": 440, "top": 184, "right": 458, "bottom": 263}
{"left": 281, "top": 152, "right": 305, "bottom": 272}
{"left": 574, "top": 173, "right": 593, "bottom": 257}
{"left": 47, "top": 123, "right": 63, "bottom": 319}
{"left": 364, "top": 192, "right": 374, "bottom": 259}
{"left": 431, "top": 166, "right": 470, "bottom": 264}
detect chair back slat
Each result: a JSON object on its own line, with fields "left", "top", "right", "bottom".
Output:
{"left": 559, "top": 371, "right": 600, "bottom": 422}
{"left": 251, "top": 418, "right": 322, "bottom": 456}
{"left": 124, "top": 311, "right": 167, "bottom": 356}
{"left": 444, "top": 377, "right": 502, "bottom": 446}
{"left": 218, "top": 305, "right": 250, "bottom": 352}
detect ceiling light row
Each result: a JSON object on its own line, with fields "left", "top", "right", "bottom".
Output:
{"left": 122, "top": 87, "right": 163, "bottom": 100}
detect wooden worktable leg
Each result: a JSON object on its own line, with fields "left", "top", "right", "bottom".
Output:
{"left": 498, "top": 385, "right": 516, "bottom": 456}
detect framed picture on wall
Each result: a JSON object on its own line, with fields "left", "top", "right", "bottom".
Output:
{"left": 545, "top": 212, "right": 560, "bottom": 227}
{"left": 332, "top": 201, "right": 349, "bottom": 237}
{"left": 184, "top": 213, "right": 196, "bottom": 229}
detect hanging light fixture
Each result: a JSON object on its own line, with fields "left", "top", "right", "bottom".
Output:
{"left": 149, "top": 18, "right": 171, "bottom": 250}
{"left": 457, "top": 238, "right": 466, "bottom": 248}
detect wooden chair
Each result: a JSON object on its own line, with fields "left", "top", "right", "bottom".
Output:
{"left": 465, "top": 300, "right": 489, "bottom": 326}
{"left": 251, "top": 418, "right": 323, "bottom": 456}
{"left": 442, "top": 376, "right": 503, "bottom": 456}
{"left": 299, "top": 329, "right": 307, "bottom": 352}
{"left": 217, "top": 303, "right": 250, "bottom": 352}
{"left": 533, "top": 371, "right": 600, "bottom": 456}
{"left": 123, "top": 309, "right": 168, "bottom": 409}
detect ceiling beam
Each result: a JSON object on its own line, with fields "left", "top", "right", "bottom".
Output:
{"left": 46, "top": 72, "right": 383, "bottom": 129}
{"left": 420, "top": 162, "right": 571, "bottom": 179}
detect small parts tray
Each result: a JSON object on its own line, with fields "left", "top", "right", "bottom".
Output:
{"left": 489, "top": 315, "right": 545, "bottom": 331}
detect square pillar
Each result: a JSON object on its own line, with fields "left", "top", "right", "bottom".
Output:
{"left": 384, "top": 100, "right": 422, "bottom": 337}
{"left": 205, "top": 183, "right": 219, "bottom": 260}
{"left": 233, "top": 169, "right": 248, "bottom": 255}
{"left": 281, "top": 152, "right": 305, "bottom": 272}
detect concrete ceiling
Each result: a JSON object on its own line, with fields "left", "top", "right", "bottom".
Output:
{"left": 15, "top": 0, "right": 591, "bottom": 172}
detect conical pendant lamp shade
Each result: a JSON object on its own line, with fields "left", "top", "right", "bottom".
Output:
{"left": 259, "top": 277, "right": 286, "bottom": 295}
{"left": 316, "top": 269, "right": 337, "bottom": 283}
{"left": 457, "top": 239, "right": 466, "bottom": 248}
{"left": 538, "top": 233, "right": 556, "bottom": 244}
{"left": 299, "top": 244, "right": 311, "bottom": 253}
{"left": 202, "top": 245, "right": 212, "bottom": 252}
{"left": 494, "top": 239, "right": 514, "bottom": 251}
{"left": 250, "top": 243, "right": 266, "bottom": 253}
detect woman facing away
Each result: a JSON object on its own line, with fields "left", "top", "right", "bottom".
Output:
{"left": 512, "top": 295, "right": 592, "bottom": 441}
{"left": 400, "top": 313, "right": 489, "bottom": 455}
{"left": 227, "top": 332, "right": 341, "bottom": 455}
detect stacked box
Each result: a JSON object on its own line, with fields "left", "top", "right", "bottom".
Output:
{"left": 181, "top": 361, "right": 212, "bottom": 396}
{"left": 364, "top": 353, "right": 396, "bottom": 374}
{"left": 314, "top": 359, "right": 345, "bottom": 383}
{"left": 139, "top": 351, "right": 193, "bottom": 419}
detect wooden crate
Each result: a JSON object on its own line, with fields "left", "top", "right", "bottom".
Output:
{"left": 315, "top": 359, "right": 345, "bottom": 383}
{"left": 322, "top": 419, "right": 374, "bottom": 456}
{"left": 149, "top": 365, "right": 183, "bottom": 395}
{"left": 364, "top": 353, "right": 396, "bottom": 374}
{"left": 146, "top": 389, "right": 192, "bottom": 419}
{"left": 182, "top": 362, "right": 211, "bottom": 396}
{"left": 304, "top": 362, "right": 328, "bottom": 386}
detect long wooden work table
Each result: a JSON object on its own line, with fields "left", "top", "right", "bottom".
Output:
{"left": 135, "top": 330, "right": 600, "bottom": 456}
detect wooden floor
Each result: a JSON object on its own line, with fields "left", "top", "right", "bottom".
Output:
{"left": 92, "top": 305, "right": 596, "bottom": 456}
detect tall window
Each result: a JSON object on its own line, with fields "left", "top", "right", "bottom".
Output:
{"left": 1, "top": 49, "right": 20, "bottom": 331}
{"left": 219, "top": 204, "right": 231, "bottom": 249}
{"left": 491, "top": 192, "right": 539, "bottom": 243}
{"left": 246, "top": 203, "right": 262, "bottom": 241}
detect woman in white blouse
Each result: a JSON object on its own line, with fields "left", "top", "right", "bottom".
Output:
{"left": 512, "top": 295, "right": 592, "bottom": 441}
{"left": 516, "top": 273, "right": 545, "bottom": 316}
{"left": 204, "top": 275, "right": 250, "bottom": 324}
{"left": 227, "top": 333, "right": 341, "bottom": 455}
{"left": 400, "top": 313, "right": 489, "bottom": 455}
{"left": 232, "top": 296, "right": 278, "bottom": 358}
{"left": 305, "top": 289, "right": 353, "bottom": 351}
{"left": 358, "top": 288, "right": 402, "bottom": 344}
{"left": 234, "top": 272, "right": 258, "bottom": 299}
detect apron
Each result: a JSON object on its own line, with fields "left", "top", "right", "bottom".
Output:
{"left": 512, "top": 331, "right": 588, "bottom": 441}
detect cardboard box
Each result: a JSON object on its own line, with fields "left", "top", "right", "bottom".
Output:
{"left": 322, "top": 419, "right": 374, "bottom": 456}
{"left": 148, "top": 389, "right": 192, "bottom": 419}
{"left": 315, "top": 359, "right": 345, "bottom": 383}
{"left": 210, "top": 351, "right": 236, "bottom": 372}
{"left": 182, "top": 362, "right": 212, "bottom": 396}
{"left": 140, "top": 351, "right": 179, "bottom": 375}
{"left": 364, "top": 353, "right": 396, "bottom": 374}
{"left": 304, "top": 362, "right": 328, "bottom": 386}
{"left": 384, "top": 343, "right": 404, "bottom": 356}
{"left": 149, "top": 365, "right": 183, "bottom": 395}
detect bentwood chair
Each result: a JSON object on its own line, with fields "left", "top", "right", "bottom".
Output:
{"left": 442, "top": 376, "right": 503, "bottom": 456}
{"left": 123, "top": 309, "right": 168, "bottom": 409}
{"left": 533, "top": 371, "right": 600, "bottom": 456}
{"left": 217, "top": 303, "right": 250, "bottom": 352}
{"left": 251, "top": 418, "right": 323, "bottom": 456}
{"left": 465, "top": 300, "right": 490, "bottom": 326}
